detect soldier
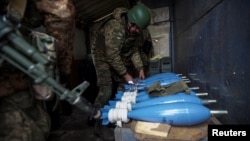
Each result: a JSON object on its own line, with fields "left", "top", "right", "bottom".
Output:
{"left": 34, "top": 0, "right": 76, "bottom": 127}
{"left": 0, "top": 16, "right": 51, "bottom": 141}
{"left": 91, "top": 4, "right": 151, "bottom": 108}
{"left": 0, "top": 34, "right": 53, "bottom": 141}
{"left": 0, "top": 0, "right": 76, "bottom": 140}
{"left": 34, "top": 0, "right": 75, "bottom": 85}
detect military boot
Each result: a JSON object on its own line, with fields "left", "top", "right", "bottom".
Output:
{"left": 93, "top": 86, "right": 115, "bottom": 141}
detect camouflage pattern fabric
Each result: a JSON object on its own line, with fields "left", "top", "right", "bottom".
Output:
{"left": 29, "top": 30, "right": 57, "bottom": 77}
{"left": 91, "top": 7, "right": 144, "bottom": 106}
{"left": 30, "top": 31, "right": 55, "bottom": 55}
{"left": 29, "top": 31, "right": 58, "bottom": 100}
{"left": 34, "top": 0, "right": 76, "bottom": 76}
{"left": 0, "top": 29, "right": 53, "bottom": 141}
{"left": 0, "top": 90, "right": 50, "bottom": 141}
{"left": 0, "top": 0, "right": 74, "bottom": 140}
{"left": 145, "top": 80, "right": 191, "bottom": 96}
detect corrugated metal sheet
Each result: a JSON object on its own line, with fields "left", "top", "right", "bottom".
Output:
{"left": 72, "top": 0, "right": 171, "bottom": 24}
{"left": 174, "top": 0, "right": 250, "bottom": 124}
{"left": 73, "top": 0, "right": 131, "bottom": 24}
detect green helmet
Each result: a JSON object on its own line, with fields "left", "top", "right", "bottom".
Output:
{"left": 127, "top": 4, "right": 151, "bottom": 29}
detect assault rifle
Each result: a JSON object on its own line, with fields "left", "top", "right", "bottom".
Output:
{"left": 0, "top": 15, "right": 100, "bottom": 118}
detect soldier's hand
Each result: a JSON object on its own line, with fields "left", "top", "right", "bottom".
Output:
{"left": 123, "top": 73, "right": 133, "bottom": 82}
{"left": 138, "top": 69, "right": 145, "bottom": 80}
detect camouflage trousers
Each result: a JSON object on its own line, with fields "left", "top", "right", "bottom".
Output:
{"left": 0, "top": 90, "right": 50, "bottom": 141}
{"left": 92, "top": 56, "right": 113, "bottom": 107}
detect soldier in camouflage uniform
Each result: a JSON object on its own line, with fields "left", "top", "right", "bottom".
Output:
{"left": 91, "top": 4, "right": 151, "bottom": 108}
{"left": 0, "top": 72, "right": 51, "bottom": 141}
{"left": 0, "top": 24, "right": 52, "bottom": 141}
{"left": 34, "top": 0, "right": 76, "bottom": 84}
{"left": 34, "top": 0, "right": 76, "bottom": 122}
{"left": 0, "top": 0, "right": 75, "bottom": 140}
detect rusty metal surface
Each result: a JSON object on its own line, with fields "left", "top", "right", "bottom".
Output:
{"left": 72, "top": 0, "right": 170, "bottom": 25}
{"left": 73, "top": 0, "right": 131, "bottom": 24}
{"left": 174, "top": 0, "right": 250, "bottom": 124}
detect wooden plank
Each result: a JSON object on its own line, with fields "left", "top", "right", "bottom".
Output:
{"left": 128, "top": 117, "right": 219, "bottom": 141}
{"left": 130, "top": 121, "right": 171, "bottom": 138}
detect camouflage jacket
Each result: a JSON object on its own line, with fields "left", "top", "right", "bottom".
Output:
{"left": 35, "top": 0, "right": 76, "bottom": 76}
{"left": 93, "top": 7, "right": 144, "bottom": 76}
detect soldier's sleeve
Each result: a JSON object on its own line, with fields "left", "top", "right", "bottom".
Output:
{"left": 34, "top": 0, "right": 75, "bottom": 77}
{"left": 104, "top": 20, "right": 128, "bottom": 76}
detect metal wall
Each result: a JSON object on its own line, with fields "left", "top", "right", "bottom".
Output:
{"left": 173, "top": 0, "right": 250, "bottom": 124}
{"left": 73, "top": 0, "right": 131, "bottom": 24}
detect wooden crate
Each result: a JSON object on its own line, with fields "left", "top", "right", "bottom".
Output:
{"left": 115, "top": 117, "right": 221, "bottom": 141}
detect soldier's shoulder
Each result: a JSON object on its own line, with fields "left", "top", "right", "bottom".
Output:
{"left": 104, "top": 19, "right": 124, "bottom": 32}
{"left": 113, "top": 7, "right": 128, "bottom": 20}
{"left": 105, "top": 19, "right": 121, "bottom": 27}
